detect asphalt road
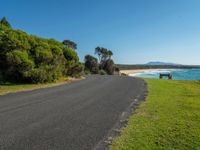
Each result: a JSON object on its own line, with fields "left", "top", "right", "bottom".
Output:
{"left": 0, "top": 75, "right": 146, "bottom": 150}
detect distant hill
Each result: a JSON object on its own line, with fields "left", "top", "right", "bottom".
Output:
{"left": 146, "top": 61, "right": 181, "bottom": 66}
{"left": 116, "top": 63, "right": 200, "bottom": 70}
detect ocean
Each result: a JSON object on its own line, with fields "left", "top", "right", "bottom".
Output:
{"left": 129, "top": 69, "right": 200, "bottom": 80}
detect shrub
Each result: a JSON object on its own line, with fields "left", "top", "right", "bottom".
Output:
{"left": 84, "top": 70, "right": 91, "bottom": 75}
{"left": 6, "top": 50, "right": 34, "bottom": 71}
{"left": 99, "top": 69, "right": 107, "bottom": 75}
{"left": 5, "top": 50, "right": 34, "bottom": 81}
{"left": 63, "top": 47, "right": 79, "bottom": 62}
{"left": 0, "top": 71, "right": 3, "bottom": 82}
{"left": 84, "top": 55, "right": 99, "bottom": 74}
{"left": 0, "top": 18, "right": 83, "bottom": 83}
{"left": 34, "top": 46, "right": 53, "bottom": 64}
{"left": 102, "top": 59, "right": 115, "bottom": 75}
{"left": 0, "top": 17, "right": 11, "bottom": 28}
{"left": 26, "top": 68, "right": 48, "bottom": 83}
{"left": 65, "top": 61, "right": 84, "bottom": 77}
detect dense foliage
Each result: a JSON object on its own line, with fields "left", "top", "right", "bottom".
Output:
{"left": 0, "top": 17, "right": 83, "bottom": 83}
{"left": 0, "top": 17, "right": 11, "bottom": 28}
{"left": 62, "top": 40, "right": 77, "bottom": 50}
{"left": 95, "top": 47, "right": 115, "bottom": 75}
{"left": 84, "top": 55, "right": 99, "bottom": 74}
{"left": 84, "top": 47, "right": 118, "bottom": 75}
{"left": 102, "top": 59, "right": 115, "bottom": 75}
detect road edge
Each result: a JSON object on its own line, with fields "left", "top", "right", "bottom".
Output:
{"left": 94, "top": 78, "right": 148, "bottom": 150}
{"left": 0, "top": 77, "right": 84, "bottom": 96}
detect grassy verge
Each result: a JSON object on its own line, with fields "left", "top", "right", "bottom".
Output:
{"left": 0, "top": 77, "right": 81, "bottom": 95}
{"left": 110, "top": 79, "right": 200, "bottom": 150}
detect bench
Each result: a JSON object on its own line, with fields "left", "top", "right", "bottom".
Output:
{"left": 159, "top": 73, "right": 172, "bottom": 80}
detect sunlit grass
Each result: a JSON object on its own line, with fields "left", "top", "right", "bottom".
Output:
{"left": 0, "top": 77, "right": 78, "bottom": 95}
{"left": 110, "top": 79, "right": 200, "bottom": 150}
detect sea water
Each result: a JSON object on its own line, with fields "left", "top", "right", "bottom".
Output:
{"left": 129, "top": 69, "right": 200, "bottom": 80}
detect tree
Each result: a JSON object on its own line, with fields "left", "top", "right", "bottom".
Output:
{"left": 107, "top": 50, "right": 113, "bottom": 59}
{"left": 95, "top": 47, "right": 105, "bottom": 62}
{"left": 65, "top": 62, "right": 83, "bottom": 77}
{"left": 62, "top": 39, "right": 77, "bottom": 50}
{"left": 95, "top": 47, "right": 102, "bottom": 62}
{"left": 0, "top": 21, "right": 82, "bottom": 83}
{"left": 84, "top": 55, "right": 99, "bottom": 74}
{"left": 95, "top": 47, "right": 113, "bottom": 63}
{"left": 95, "top": 46, "right": 114, "bottom": 71}
{"left": 0, "top": 17, "right": 11, "bottom": 28}
{"left": 63, "top": 47, "right": 79, "bottom": 62}
{"left": 103, "top": 59, "right": 115, "bottom": 75}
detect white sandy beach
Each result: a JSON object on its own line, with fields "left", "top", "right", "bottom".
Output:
{"left": 120, "top": 69, "right": 175, "bottom": 75}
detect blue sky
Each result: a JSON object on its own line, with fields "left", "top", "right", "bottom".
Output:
{"left": 1, "top": 0, "right": 200, "bottom": 65}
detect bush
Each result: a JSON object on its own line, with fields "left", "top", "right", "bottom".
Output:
{"left": 121, "top": 73, "right": 128, "bottom": 76}
{"left": 34, "top": 46, "right": 53, "bottom": 64}
{"left": 63, "top": 47, "right": 79, "bottom": 62}
{"left": 26, "top": 68, "right": 48, "bottom": 83}
{"left": 84, "top": 55, "right": 99, "bottom": 74}
{"left": 4, "top": 50, "right": 34, "bottom": 81}
{"left": 99, "top": 69, "right": 107, "bottom": 75}
{"left": 0, "top": 18, "right": 83, "bottom": 83}
{"left": 65, "top": 61, "right": 84, "bottom": 77}
{"left": 0, "top": 71, "right": 3, "bottom": 82}
{"left": 84, "top": 70, "right": 91, "bottom": 75}
{"left": 6, "top": 50, "right": 34, "bottom": 72}
{"left": 102, "top": 59, "right": 115, "bottom": 75}
{"left": 25, "top": 65, "right": 63, "bottom": 83}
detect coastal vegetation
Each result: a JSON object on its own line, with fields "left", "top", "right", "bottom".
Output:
{"left": 0, "top": 17, "right": 83, "bottom": 83}
{"left": 110, "top": 79, "right": 200, "bottom": 150}
{"left": 0, "top": 17, "right": 120, "bottom": 94}
{"left": 84, "top": 47, "right": 118, "bottom": 75}
{"left": 0, "top": 16, "right": 120, "bottom": 86}
{"left": 84, "top": 55, "right": 99, "bottom": 74}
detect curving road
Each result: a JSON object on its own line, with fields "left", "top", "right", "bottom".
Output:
{"left": 0, "top": 75, "right": 146, "bottom": 150}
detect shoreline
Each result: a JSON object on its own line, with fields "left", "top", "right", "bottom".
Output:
{"left": 120, "top": 68, "right": 176, "bottom": 75}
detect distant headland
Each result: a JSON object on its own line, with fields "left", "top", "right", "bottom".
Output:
{"left": 117, "top": 61, "right": 200, "bottom": 70}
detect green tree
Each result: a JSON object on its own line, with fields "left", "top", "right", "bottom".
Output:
{"left": 95, "top": 47, "right": 107, "bottom": 63}
{"left": 95, "top": 46, "right": 114, "bottom": 72}
{"left": 0, "top": 17, "right": 11, "bottom": 28}
{"left": 107, "top": 50, "right": 113, "bottom": 59}
{"left": 62, "top": 39, "right": 77, "bottom": 50}
{"left": 84, "top": 55, "right": 99, "bottom": 74}
{"left": 65, "top": 61, "right": 83, "bottom": 77}
{"left": 95, "top": 47, "right": 113, "bottom": 63}
{"left": 95, "top": 47, "right": 102, "bottom": 62}
{"left": 103, "top": 59, "right": 115, "bottom": 75}
{"left": 34, "top": 45, "right": 53, "bottom": 64}
{"left": 6, "top": 50, "right": 34, "bottom": 81}
{"left": 0, "top": 18, "right": 83, "bottom": 83}
{"left": 63, "top": 47, "right": 79, "bottom": 62}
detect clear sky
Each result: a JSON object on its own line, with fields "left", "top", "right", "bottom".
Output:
{"left": 1, "top": 0, "right": 200, "bottom": 65}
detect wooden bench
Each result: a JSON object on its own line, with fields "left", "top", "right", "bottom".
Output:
{"left": 159, "top": 73, "right": 172, "bottom": 80}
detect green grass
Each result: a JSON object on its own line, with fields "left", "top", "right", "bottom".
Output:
{"left": 110, "top": 79, "right": 200, "bottom": 150}
{"left": 0, "top": 77, "right": 79, "bottom": 95}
